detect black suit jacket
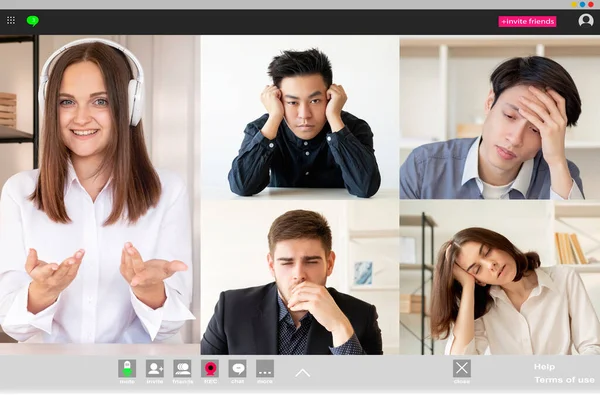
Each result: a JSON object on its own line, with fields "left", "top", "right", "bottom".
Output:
{"left": 201, "top": 282, "right": 383, "bottom": 355}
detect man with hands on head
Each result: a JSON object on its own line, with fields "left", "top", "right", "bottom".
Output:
{"left": 400, "top": 56, "right": 584, "bottom": 200}
{"left": 228, "top": 48, "right": 381, "bottom": 198}
{"left": 201, "top": 210, "right": 383, "bottom": 355}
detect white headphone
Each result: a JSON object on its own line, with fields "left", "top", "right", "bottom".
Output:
{"left": 38, "top": 38, "right": 145, "bottom": 127}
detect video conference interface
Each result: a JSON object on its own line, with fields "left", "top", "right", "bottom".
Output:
{"left": 0, "top": 6, "right": 600, "bottom": 393}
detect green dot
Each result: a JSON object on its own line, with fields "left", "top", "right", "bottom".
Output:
{"left": 26, "top": 15, "right": 39, "bottom": 27}
{"left": 123, "top": 368, "right": 131, "bottom": 377}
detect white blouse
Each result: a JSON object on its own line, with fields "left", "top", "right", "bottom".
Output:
{"left": 0, "top": 165, "right": 195, "bottom": 343}
{"left": 445, "top": 266, "right": 600, "bottom": 355}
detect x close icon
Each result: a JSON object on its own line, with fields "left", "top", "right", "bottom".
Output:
{"left": 453, "top": 359, "right": 471, "bottom": 378}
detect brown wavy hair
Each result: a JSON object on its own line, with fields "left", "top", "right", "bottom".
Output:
{"left": 268, "top": 210, "right": 332, "bottom": 255}
{"left": 430, "top": 227, "right": 541, "bottom": 340}
{"left": 29, "top": 41, "right": 161, "bottom": 225}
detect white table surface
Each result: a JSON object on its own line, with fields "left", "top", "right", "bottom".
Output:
{"left": 0, "top": 343, "right": 199, "bottom": 355}
{"left": 201, "top": 187, "right": 399, "bottom": 200}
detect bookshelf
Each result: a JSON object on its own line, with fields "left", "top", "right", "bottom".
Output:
{"left": 400, "top": 36, "right": 600, "bottom": 149}
{"left": 0, "top": 35, "right": 40, "bottom": 169}
{"left": 553, "top": 202, "right": 600, "bottom": 269}
{"left": 399, "top": 213, "right": 436, "bottom": 355}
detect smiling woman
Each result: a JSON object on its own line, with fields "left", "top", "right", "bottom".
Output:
{"left": 0, "top": 39, "right": 195, "bottom": 344}
{"left": 58, "top": 61, "right": 113, "bottom": 173}
{"left": 430, "top": 227, "right": 600, "bottom": 355}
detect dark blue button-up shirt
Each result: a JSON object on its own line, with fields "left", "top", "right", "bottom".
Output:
{"left": 228, "top": 111, "right": 381, "bottom": 198}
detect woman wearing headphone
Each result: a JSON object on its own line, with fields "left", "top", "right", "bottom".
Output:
{"left": 0, "top": 39, "right": 195, "bottom": 343}
{"left": 430, "top": 227, "right": 600, "bottom": 355}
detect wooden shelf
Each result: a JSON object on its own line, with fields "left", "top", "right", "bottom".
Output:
{"left": 563, "top": 265, "right": 600, "bottom": 273}
{"left": 349, "top": 229, "right": 399, "bottom": 239}
{"left": 0, "top": 35, "right": 34, "bottom": 44}
{"left": 400, "top": 311, "right": 430, "bottom": 316}
{"left": 400, "top": 215, "right": 437, "bottom": 228}
{"left": 0, "top": 125, "right": 33, "bottom": 142}
{"left": 400, "top": 37, "right": 600, "bottom": 48}
{"left": 400, "top": 263, "right": 434, "bottom": 272}
{"left": 555, "top": 203, "right": 600, "bottom": 219}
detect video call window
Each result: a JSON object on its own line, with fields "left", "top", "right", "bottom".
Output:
{"left": 399, "top": 37, "right": 600, "bottom": 200}
{"left": 200, "top": 199, "right": 399, "bottom": 355}
{"left": 0, "top": 35, "right": 200, "bottom": 349}
{"left": 0, "top": 6, "right": 600, "bottom": 397}
{"left": 200, "top": 35, "right": 400, "bottom": 199}
{"left": 400, "top": 200, "right": 600, "bottom": 355}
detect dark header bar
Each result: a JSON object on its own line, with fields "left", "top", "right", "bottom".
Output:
{"left": 0, "top": 10, "right": 599, "bottom": 35}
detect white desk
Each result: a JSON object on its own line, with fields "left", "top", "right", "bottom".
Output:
{"left": 201, "top": 187, "right": 399, "bottom": 200}
{"left": 0, "top": 343, "right": 199, "bottom": 355}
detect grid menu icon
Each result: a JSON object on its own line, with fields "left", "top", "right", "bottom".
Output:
{"left": 6, "top": 16, "right": 16, "bottom": 25}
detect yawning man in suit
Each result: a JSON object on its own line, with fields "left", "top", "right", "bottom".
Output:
{"left": 201, "top": 209, "right": 383, "bottom": 355}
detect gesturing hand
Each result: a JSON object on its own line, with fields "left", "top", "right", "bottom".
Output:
{"left": 120, "top": 242, "right": 188, "bottom": 309}
{"left": 517, "top": 86, "right": 568, "bottom": 169}
{"left": 120, "top": 242, "right": 187, "bottom": 288}
{"left": 287, "top": 281, "right": 354, "bottom": 345}
{"left": 26, "top": 248, "right": 85, "bottom": 298}
{"left": 25, "top": 248, "right": 85, "bottom": 314}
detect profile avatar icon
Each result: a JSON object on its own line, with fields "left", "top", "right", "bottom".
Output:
{"left": 145, "top": 360, "right": 164, "bottom": 378}
{"left": 578, "top": 13, "right": 594, "bottom": 27}
{"left": 148, "top": 363, "right": 160, "bottom": 375}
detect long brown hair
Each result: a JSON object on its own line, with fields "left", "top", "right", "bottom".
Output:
{"left": 29, "top": 41, "right": 161, "bottom": 225}
{"left": 430, "top": 227, "right": 541, "bottom": 340}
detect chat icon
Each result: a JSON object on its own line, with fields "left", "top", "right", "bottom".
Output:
{"left": 229, "top": 360, "right": 247, "bottom": 378}
{"left": 26, "top": 15, "right": 39, "bottom": 27}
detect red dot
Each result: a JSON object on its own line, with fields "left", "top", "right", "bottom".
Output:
{"left": 589, "top": 1, "right": 595, "bottom": 7}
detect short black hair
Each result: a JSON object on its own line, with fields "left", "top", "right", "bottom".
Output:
{"left": 490, "top": 56, "right": 582, "bottom": 127}
{"left": 267, "top": 48, "right": 333, "bottom": 88}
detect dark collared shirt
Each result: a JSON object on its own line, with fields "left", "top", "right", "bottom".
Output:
{"left": 228, "top": 111, "right": 381, "bottom": 198}
{"left": 276, "top": 294, "right": 364, "bottom": 355}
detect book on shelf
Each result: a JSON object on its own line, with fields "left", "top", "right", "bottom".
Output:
{"left": 400, "top": 294, "right": 424, "bottom": 314}
{"left": 555, "top": 232, "right": 588, "bottom": 265}
{"left": 0, "top": 92, "right": 17, "bottom": 128}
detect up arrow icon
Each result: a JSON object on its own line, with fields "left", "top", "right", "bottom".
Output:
{"left": 295, "top": 369, "right": 311, "bottom": 378}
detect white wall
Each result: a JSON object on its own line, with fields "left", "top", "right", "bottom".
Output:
{"left": 0, "top": 35, "right": 201, "bottom": 343}
{"left": 346, "top": 200, "right": 400, "bottom": 354}
{"left": 200, "top": 35, "right": 400, "bottom": 192}
{"left": 200, "top": 199, "right": 400, "bottom": 354}
{"left": 398, "top": 200, "right": 600, "bottom": 354}
{"left": 399, "top": 48, "right": 443, "bottom": 143}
